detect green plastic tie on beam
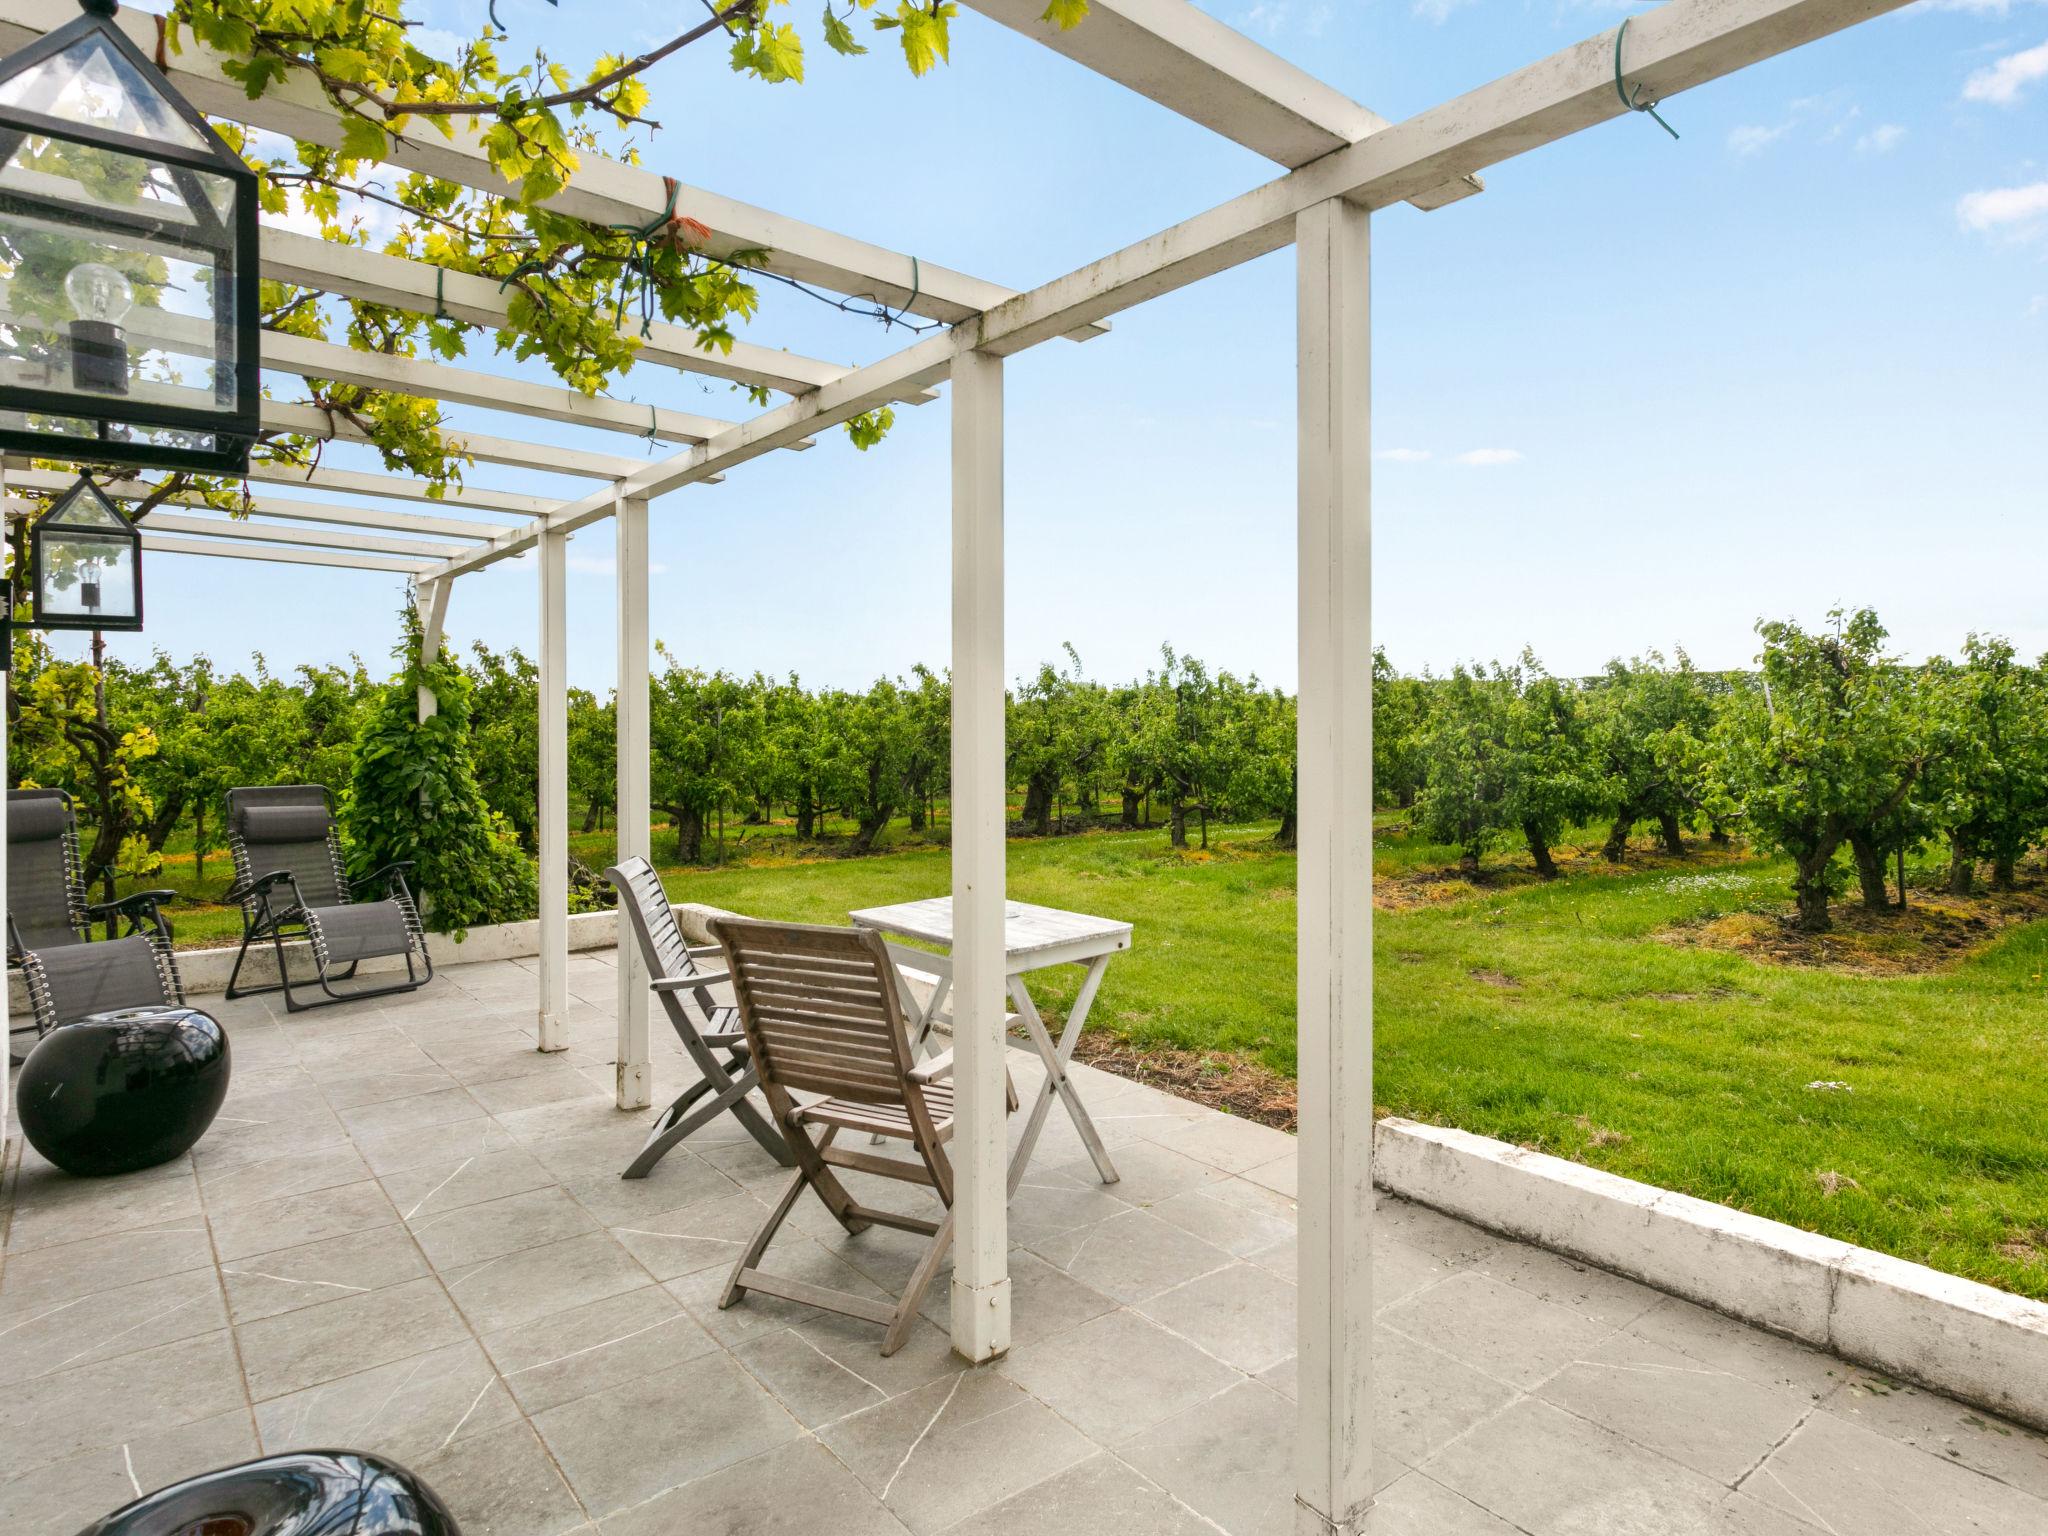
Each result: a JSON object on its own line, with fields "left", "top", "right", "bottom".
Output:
{"left": 1614, "top": 18, "right": 1679, "bottom": 141}
{"left": 433, "top": 265, "right": 447, "bottom": 321}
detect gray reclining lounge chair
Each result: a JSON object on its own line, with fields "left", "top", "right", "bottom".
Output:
{"left": 7, "top": 788, "right": 183, "bottom": 1062}
{"left": 224, "top": 785, "right": 432, "bottom": 1013}
{"left": 605, "top": 855, "right": 792, "bottom": 1178}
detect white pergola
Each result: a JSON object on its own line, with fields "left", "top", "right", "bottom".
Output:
{"left": 0, "top": 1, "right": 1911, "bottom": 1528}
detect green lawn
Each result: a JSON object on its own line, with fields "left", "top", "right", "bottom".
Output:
{"left": 116, "top": 810, "right": 2048, "bottom": 1299}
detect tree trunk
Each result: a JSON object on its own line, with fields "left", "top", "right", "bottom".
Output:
{"left": 1169, "top": 798, "right": 1188, "bottom": 849}
{"left": 1020, "top": 777, "right": 1054, "bottom": 837}
{"left": 1792, "top": 849, "right": 1835, "bottom": 932}
{"left": 854, "top": 810, "right": 889, "bottom": 854}
{"left": 795, "top": 784, "right": 816, "bottom": 840}
{"left": 1120, "top": 788, "right": 1141, "bottom": 830}
{"left": 1198, "top": 804, "right": 1208, "bottom": 851}
{"left": 1658, "top": 811, "right": 1685, "bottom": 856}
{"left": 1275, "top": 805, "right": 1297, "bottom": 848}
{"left": 670, "top": 806, "right": 704, "bottom": 863}
{"left": 1708, "top": 818, "right": 1731, "bottom": 847}
{"left": 1460, "top": 845, "right": 1481, "bottom": 874}
{"left": 908, "top": 797, "right": 925, "bottom": 832}
{"left": 1524, "top": 823, "right": 1558, "bottom": 880}
{"left": 1897, "top": 845, "right": 1908, "bottom": 911}
{"left": 1993, "top": 855, "right": 2018, "bottom": 890}
{"left": 193, "top": 803, "right": 205, "bottom": 885}
{"left": 1601, "top": 813, "right": 1632, "bottom": 862}
{"left": 580, "top": 801, "right": 599, "bottom": 834}
{"left": 1848, "top": 833, "right": 1890, "bottom": 911}
{"left": 1949, "top": 835, "right": 1975, "bottom": 895}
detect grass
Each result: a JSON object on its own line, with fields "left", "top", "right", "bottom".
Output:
{"left": 109, "top": 806, "right": 2048, "bottom": 1299}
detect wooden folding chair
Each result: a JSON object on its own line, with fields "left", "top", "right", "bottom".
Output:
{"left": 711, "top": 916, "right": 969, "bottom": 1357}
{"left": 605, "top": 858, "right": 793, "bottom": 1178}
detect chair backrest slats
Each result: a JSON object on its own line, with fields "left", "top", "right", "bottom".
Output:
{"left": 226, "top": 786, "right": 347, "bottom": 911}
{"left": 605, "top": 857, "right": 699, "bottom": 983}
{"left": 7, "top": 789, "right": 87, "bottom": 953}
{"left": 714, "top": 918, "right": 914, "bottom": 1105}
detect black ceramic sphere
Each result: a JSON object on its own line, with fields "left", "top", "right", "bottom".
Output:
{"left": 16, "top": 1006, "right": 229, "bottom": 1176}
{"left": 73, "top": 1450, "right": 462, "bottom": 1536}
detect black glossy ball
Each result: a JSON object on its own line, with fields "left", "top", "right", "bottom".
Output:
{"left": 15, "top": 1007, "right": 229, "bottom": 1176}
{"left": 74, "top": 1450, "right": 462, "bottom": 1536}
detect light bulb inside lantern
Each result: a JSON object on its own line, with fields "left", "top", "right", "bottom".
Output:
{"left": 64, "top": 262, "right": 133, "bottom": 324}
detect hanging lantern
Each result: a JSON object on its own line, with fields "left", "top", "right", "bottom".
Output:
{"left": 0, "top": 0, "right": 258, "bottom": 474}
{"left": 26, "top": 473, "right": 141, "bottom": 631}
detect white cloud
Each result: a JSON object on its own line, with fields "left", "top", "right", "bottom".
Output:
{"left": 1963, "top": 40, "right": 2048, "bottom": 105}
{"left": 1412, "top": 0, "right": 1474, "bottom": 21}
{"left": 1728, "top": 122, "right": 1792, "bottom": 157}
{"left": 1375, "top": 448, "right": 1431, "bottom": 463}
{"left": 408, "top": 26, "right": 467, "bottom": 59}
{"left": 1856, "top": 124, "right": 1908, "bottom": 153}
{"left": 1957, "top": 180, "right": 2048, "bottom": 234}
{"left": 1456, "top": 448, "right": 1524, "bottom": 467}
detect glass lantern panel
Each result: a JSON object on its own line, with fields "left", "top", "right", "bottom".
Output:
{"left": 0, "top": 134, "right": 203, "bottom": 229}
{"left": 37, "top": 530, "right": 137, "bottom": 624}
{"left": 46, "top": 481, "right": 127, "bottom": 531}
{"left": 0, "top": 34, "right": 208, "bottom": 151}
{"left": 0, "top": 200, "right": 235, "bottom": 414}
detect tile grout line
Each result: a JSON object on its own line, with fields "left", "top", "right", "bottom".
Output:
{"left": 190, "top": 1144, "right": 267, "bottom": 1459}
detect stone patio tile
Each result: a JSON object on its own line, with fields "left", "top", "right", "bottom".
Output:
{"left": 1005, "top": 1169, "right": 1134, "bottom": 1247}
{"left": 1373, "top": 1235, "right": 1457, "bottom": 1312}
{"left": 496, "top": 1094, "right": 644, "bottom": 1146}
{"left": 1145, "top": 1109, "right": 1297, "bottom": 1174}
{"left": 379, "top": 1145, "right": 557, "bottom": 1221}
{"left": 1826, "top": 1371, "right": 2048, "bottom": 1500}
{"left": 817, "top": 1369, "right": 1096, "bottom": 1536}
{"left": 468, "top": 1065, "right": 612, "bottom": 1117}
{"left": 316, "top": 1065, "right": 460, "bottom": 1112}
{"left": 482, "top": 1284, "right": 718, "bottom": 1415}
{"left": 1150, "top": 1179, "right": 1296, "bottom": 1257}
{"left": 0, "top": 1264, "right": 227, "bottom": 1385}
{"left": 0, "top": 1409, "right": 258, "bottom": 1536}
{"left": 1538, "top": 1329, "right": 1819, "bottom": 1484}
{"left": 431, "top": 1036, "right": 588, "bottom": 1084}
{"left": 915, "top": 1247, "right": 1119, "bottom": 1349}
{"left": 558, "top": 1154, "right": 742, "bottom": 1227}
{"left": 1697, "top": 1491, "right": 1830, "bottom": 1533}
{"left": 235, "top": 1273, "right": 468, "bottom": 1400}
{"left": 354, "top": 1115, "right": 522, "bottom": 1177}
{"left": 298, "top": 1037, "right": 442, "bottom": 1082}
{"left": 336, "top": 1085, "right": 487, "bottom": 1139}
{"left": 1625, "top": 1296, "right": 1851, "bottom": 1402}
{"left": 255, "top": 1338, "right": 520, "bottom": 1465}
{"left": 4, "top": 1160, "right": 201, "bottom": 1253}
{"left": 194, "top": 1141, "right": 372, "bottom": 1212}
{"left": 1247, "top": 1236, "right": 1298, "bottom": 1283}
{"left": 208, "top": 1177, "right": 397, "bottom": 1261}
{"left": 1372, "top": 1324, "right": 1520, "bottom": 1466}
{"left": 1239, "top": 1153, "right": 1297, "bottom": 1198}
{"left": 998, "top": 1307, "right": 1241, "bottom": 1444}
{"left": 409, "top": 1184, "right": 599, "bottom": 1270}
{"left": 1744, "top": 1406, "right": 2048, "bottom": 1535}
{"left": 442, "top": 1230, "right": 652, "bottom": 1334}
{"left": 532, "top": 1351, "right": 802, "bottom": 1518}
{"left": 1124, "top": 1377, "right": 1377, "bottom": 1535}
{"left": 1048, "top": 1139, "right": 1226, "bottom": 1207}
{"left": 1380, "top": 1270, "right": 1615, "bottom": 1391}
{"left": 1425, "top": 1397, "right": 1724, "bottom": 1536}
{"left": 219, "top": 1222, "right": 430, "bottom": 1324}
{"left": 1029, "top": 1207, "right": 1234, "bottom": 1305}
{"left": 1135, "top": 1260, "right": 1297, "bottom": 1374}
{"left": 0, "top": 1329, "right": 247, "bottom": 1476}
{"left": 601, "top": 1436, "right": 909, "bottom": 1535}
{"left": 608, "top": 1190, "right": 771, "bottom": 1281}
{"left": 1372, "top": 1197, "right": 1501, "bottom": 1265}
{"left": 1471, "top": 1243, "right": 1665, "bottom": 1331}
{"left": 0, "top": 1218, "right": 215, "bottom": 1313}
{"left": 1365, "top": 1471, "right": 1524, "bottom": 1534}
{"left": 413, "top": 1419, "right": 590, "bottom": 1536}
{"left": 731, "top": 1325, "right": 897, "bottom": 1426}
{"left": 942, "top": 1451, "right": 1216, "bottom": 1536}
{"left": 788, "top": 1307, "right": 964, "bottom": 1398}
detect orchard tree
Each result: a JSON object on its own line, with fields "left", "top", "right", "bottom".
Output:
{"left": 832, "top": 679, "right": 911, "bottom": 853}
{"left": 1714, "top": 610, "right": 1926, "bottom": 930}
{"left": 1371, "top": 649, "right": 1429, "bottom": 811}
{"left": 1931, "top": 636, "right": 2048, "bottom": 892}
{"left": 1587, "top": 651, "right": 1717, "bottom": 859}
{"left": 900, "top": 665, "right": 950, "bottom": 833}
{"left": 567, "top": 689, "right": 616, "bottom": 832}
{"left": 465, "top": 642, "right": 540, "bottom": 848}
{"left": 648, "top": 660, "right": 761, "bottom": 863}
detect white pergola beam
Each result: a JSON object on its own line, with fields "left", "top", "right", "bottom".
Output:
{"left": 138, "top": 510, "right": 472, "bottom": 560}
{"left": 139, "top": 531, "right": 433, "bottom": 573}
{"left": 260, "top": 229, "right": 935, "bottom": 404}
{"left": 0, "top": 0, "right": 1093, "bottom": 333}
{"left": 959, "top": 0, "right": 1477, "bottom": 206}
{"left": 5, "top": 465, "right": 523, "bottom": 536}
{"left": 260, "top": 403, "right": 643, "bottom": 481}
{"left": 422, "top": 0, "right": 1908, "bottom": 586}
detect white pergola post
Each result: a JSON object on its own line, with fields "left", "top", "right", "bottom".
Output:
{"left": 1294, "top": 195, "right": 1374, "bottom": 1536}
{"left": 614, "top": 495, "right": 652, "bottom": 1110}
{"left": 415, "top": 575, "right": 450, "bottom": 723}
{"left": 536, "top": 526, "right": 570, "bottom": 1053}
{"left": 948, "top": 348, "right": 1010, "bottom": 1362}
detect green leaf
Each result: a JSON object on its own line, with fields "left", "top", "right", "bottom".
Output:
{"left": 1040, "top": 0, "right": 1088, "bottom": 28}
{"left": 823, "top": 4, "right": 868, "bottom": 55}
{"left": 338, "top": 113, "right": 388, "bottom": 166}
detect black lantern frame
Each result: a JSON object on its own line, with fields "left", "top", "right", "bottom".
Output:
{"left": 23, "top": 473, "right": 143, "bottom": 632}
{"left": 0, "top": 1, "right": 258, "bottom": 474}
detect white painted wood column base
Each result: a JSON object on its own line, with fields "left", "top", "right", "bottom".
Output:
{"left": 1294, "top": 196, "right": 1375, "bottom": 1536}
{"left": 948, "top": 348, "right": 1011, "bottom": 1362}
{"left": 536, "top": 527, "right": 570, "bottom": 1053}
{"left": 614, "top": 495, "right": 653, "bottom": 1110}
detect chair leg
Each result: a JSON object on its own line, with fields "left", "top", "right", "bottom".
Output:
{"left": 884, "top": 1207, "right": 954, "bottom": 1357}
{"left": 623, "top": 1066, "right": 764, "bottom": 1180}
{"left": 722, "top": 1164, "right": 808, "bottom": 1310}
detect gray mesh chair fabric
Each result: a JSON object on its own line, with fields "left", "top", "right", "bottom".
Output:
{"left": 7, "top": 789, "right": 183, "bottom": 1059}
{"left": 224, "top": 784, "right": 432, "bottom": 1013}
{"left": 605, "top": 856, "right": 792, "bottom": 1178}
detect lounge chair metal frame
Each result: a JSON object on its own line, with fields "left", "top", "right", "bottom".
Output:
{"left": 6, "top": 788, "right": 183, "bottom": 1059}
{"left": 605, "top": 856, "right": 793, "bottom": 1177}
{"left": 223, "top": 784, "right": 432, "bottom": 1013}
{"left": 712, "top": 915, "right": 977, "bottom": 1357}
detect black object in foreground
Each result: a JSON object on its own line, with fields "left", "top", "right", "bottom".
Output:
{"left": 16, "top": 1006, "right": 228, "bottom": 1176}
{"left": 73, "top": 1450, "right": 460, "bottom": 1536}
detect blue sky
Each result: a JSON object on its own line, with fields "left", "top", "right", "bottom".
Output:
{"left": 74, "top": 0, "right": 2048, "bottom": 691}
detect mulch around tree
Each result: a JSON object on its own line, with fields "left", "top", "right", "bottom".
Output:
{"left": 1069, "top": 1033, "right": 1299, "bottom": 1132}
